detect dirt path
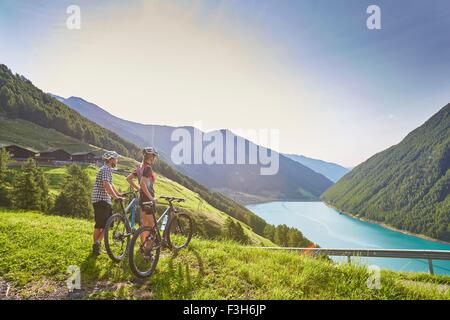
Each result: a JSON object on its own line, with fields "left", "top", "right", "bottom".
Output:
{"left": 0, "top": 277, "right": 154, "bottom": 300}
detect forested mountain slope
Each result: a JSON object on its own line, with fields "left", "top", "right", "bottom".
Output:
{"left": 322, "top": 103, "right": 450, "bottom": 241}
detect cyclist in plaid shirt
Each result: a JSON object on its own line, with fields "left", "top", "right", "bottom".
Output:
{"left": 91, "top": 151, "right": 124, "bottom": 256}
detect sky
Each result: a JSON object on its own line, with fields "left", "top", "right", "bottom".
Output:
{"left": 1, "top": 0, "right": 450, "bottom": 167}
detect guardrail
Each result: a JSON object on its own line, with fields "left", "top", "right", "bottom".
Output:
{"left": 245, "top": 247, "right": 450, "bottom": 274}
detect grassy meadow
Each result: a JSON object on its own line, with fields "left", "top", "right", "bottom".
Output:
{"left": 0, "top": 210, "right": 449, "bottom": 299}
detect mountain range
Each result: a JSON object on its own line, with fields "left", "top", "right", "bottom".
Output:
{"left": 283, "top": 154, "right": 350, "bottom": 182}
{"left": 53, "top": 95, "right": 335, "bottom": 204}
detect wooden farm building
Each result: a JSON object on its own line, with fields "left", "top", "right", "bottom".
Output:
{"left": 0, "top": 143, "right": 38, "bottom": 160}
{"left": 1, "top": 143, "right": 103, "bottom": 165}
{"left": 38, "top": 148, "right": 72, "bottom": 162}
{"left": 71, "top": 151, "right": 97, "bottom": 163}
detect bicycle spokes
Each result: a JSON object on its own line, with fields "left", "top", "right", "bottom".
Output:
{"left": 105, "top": 214, "right": 130, "bottom": 262}
{"left": 129, "top": 228, "right": 160, "bottom": 277}
{"left": 168, "top": 213, "right": 193, "bottom": 250}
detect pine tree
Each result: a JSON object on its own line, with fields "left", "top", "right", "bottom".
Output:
{"left": 263, "top": 224, "right": 275, "bottom": 242}
{"left": 12, "top": 158, "right": 50, "bottom": 211}
{"left": 224, "top": 218, "right": 235, "bottom": 240}
{"left": 234, "top": 222, "right": 249, "bottom": 244}
{"left": 0, "top": 148, "right": 11, "bottom": 206}
{"left": 53, "top": 165, "right": 93, "bottom": 218}
{"left": 274, "top": 225, "right": 289, "bottom": 247}
{"left": 287, "top": 228, "right": 302, "bottom": 247}
{"left": 225, "top": 217, "right": 249, "bottom": 244}
{"left": 12, "top": 159, "right": 42, "bottom": 210}
{"left": 0, "top": 147, "right": 10, "bottom": 181}
{"left": 36, "top": 167, "right": 51, "bottom": 211}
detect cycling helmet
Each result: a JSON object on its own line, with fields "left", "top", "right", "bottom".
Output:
{"left": 142, "top": 147, "right": 159, "bottom": 156}
{"left": 102, "top": 150, "right": 120, "bottom": 160}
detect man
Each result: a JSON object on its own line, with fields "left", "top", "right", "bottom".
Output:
{"left": 91, "top": 150, "right": 124, "bottom": 256}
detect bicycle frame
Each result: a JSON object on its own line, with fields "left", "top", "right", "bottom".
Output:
{"left": 125, "top": 197, "right": 139, "bottom": 228}
{"left": 119, "top": 194, "right": 140, "bottom": 230}
{"left": 141, "top": 196, "right": 185, "bottom": 244}
{"left": 156, "top": 204, "right": 174, "bottom": 237}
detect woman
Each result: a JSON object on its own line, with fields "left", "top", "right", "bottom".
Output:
{"left": 127, "top": 147, "right": 159, "bottom": 240}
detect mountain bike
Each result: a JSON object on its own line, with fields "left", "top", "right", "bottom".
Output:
{"left": 128, "top": 196, "right": 194, "bottom": 278}
{"left": 104, "top": 190, "right": 141, "bottom": 262}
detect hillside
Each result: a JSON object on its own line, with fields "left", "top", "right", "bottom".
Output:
{"left": 55, "top": 96, "right": 334, "bottom": 203}
{"left": 0, "top": 115, "right": 98, "bottom": 155}
{"left": 322, "top": 103, "right": 450, "bottom": 242}
{"left": 0, "top": 64, "right": 277, "bottom": 239}
{"left": 1, "top": 210, "right": 449, "bottom": 300}
{"left": 284, "top": 154, "right": 350, "bottom": 182}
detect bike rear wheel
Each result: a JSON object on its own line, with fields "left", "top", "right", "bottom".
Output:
{"left": 104, "top": 213, "right": 130, "bottom": 262}
{"left": 129, "top": 226, "right": 161, "bottom": 278}
{"left": 167, "top": 212, "right": 194, "bottom": 250}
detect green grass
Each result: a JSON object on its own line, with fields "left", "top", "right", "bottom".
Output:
{"left": 1, "top": 210, "right": 449, "bottom": 299}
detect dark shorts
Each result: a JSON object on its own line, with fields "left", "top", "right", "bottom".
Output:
{"left": 140, "top": 197, "right": 156, "bottom": 215}
{"left": 93, "top": 201, "right": 112, "bottom": 229}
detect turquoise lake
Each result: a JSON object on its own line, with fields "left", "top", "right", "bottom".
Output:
{"left": 247, "top": 201, "right": 450, "bottom": 275}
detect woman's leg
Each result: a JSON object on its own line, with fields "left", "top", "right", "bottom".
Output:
{"left": 140, "top": 207, "right": 156, "bottom": 254}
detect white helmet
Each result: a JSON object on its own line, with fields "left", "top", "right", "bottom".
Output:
{"left": 102, "top": 150, "right": 120, "bottom": 160}
{"left": 143, "top": 147, "right": 159, "bottom": 156}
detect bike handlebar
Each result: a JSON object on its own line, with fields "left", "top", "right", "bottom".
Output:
{"left": 115, "top": 191, "right": 185, "bottom": 207}
{"left": 159, "top": 195, "right": 186, "bottom": 203}
{"left": 121, "top": 190, "right": 137, "bottom": 197}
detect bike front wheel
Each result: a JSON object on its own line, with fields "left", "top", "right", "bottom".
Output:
{"left": 104, "top": 213, "right": 131, "bottom": 262}
{"left": 167, "top": 212, "right": 194, "bottom": 250}
{"left": 129, "top": 226, "right": 161, "bottom": 278}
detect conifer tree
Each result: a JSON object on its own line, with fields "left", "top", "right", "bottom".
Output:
{"left": 53, "top": 165, "right": 93, "bottom": 218}
{"left": 12, "top": 158, "right": 50, "bottom": 211}
{"left": 0, "top": 148, "right": 11, "bottom": 206}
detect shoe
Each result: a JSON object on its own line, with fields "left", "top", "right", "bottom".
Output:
{"left": 92, "top": 242, "right": 101, "bottom": 256}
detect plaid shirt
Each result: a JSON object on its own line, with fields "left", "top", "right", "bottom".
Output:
{"left": 91, "top": 165, "right": 113, "bottom": 204}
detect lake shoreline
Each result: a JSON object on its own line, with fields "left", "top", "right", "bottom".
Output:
{"left": 248, "top": 200, "right": 450, "bottom": 246}
{"left": 322, "top": 202, "right": 450, "bottom": 246}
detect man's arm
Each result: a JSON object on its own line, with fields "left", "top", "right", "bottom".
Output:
{"left": 103, "top": 180, "right": 122, "bottom": 200}
{"left": 111, "top": 184, "right": 122, "bottom": 197}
